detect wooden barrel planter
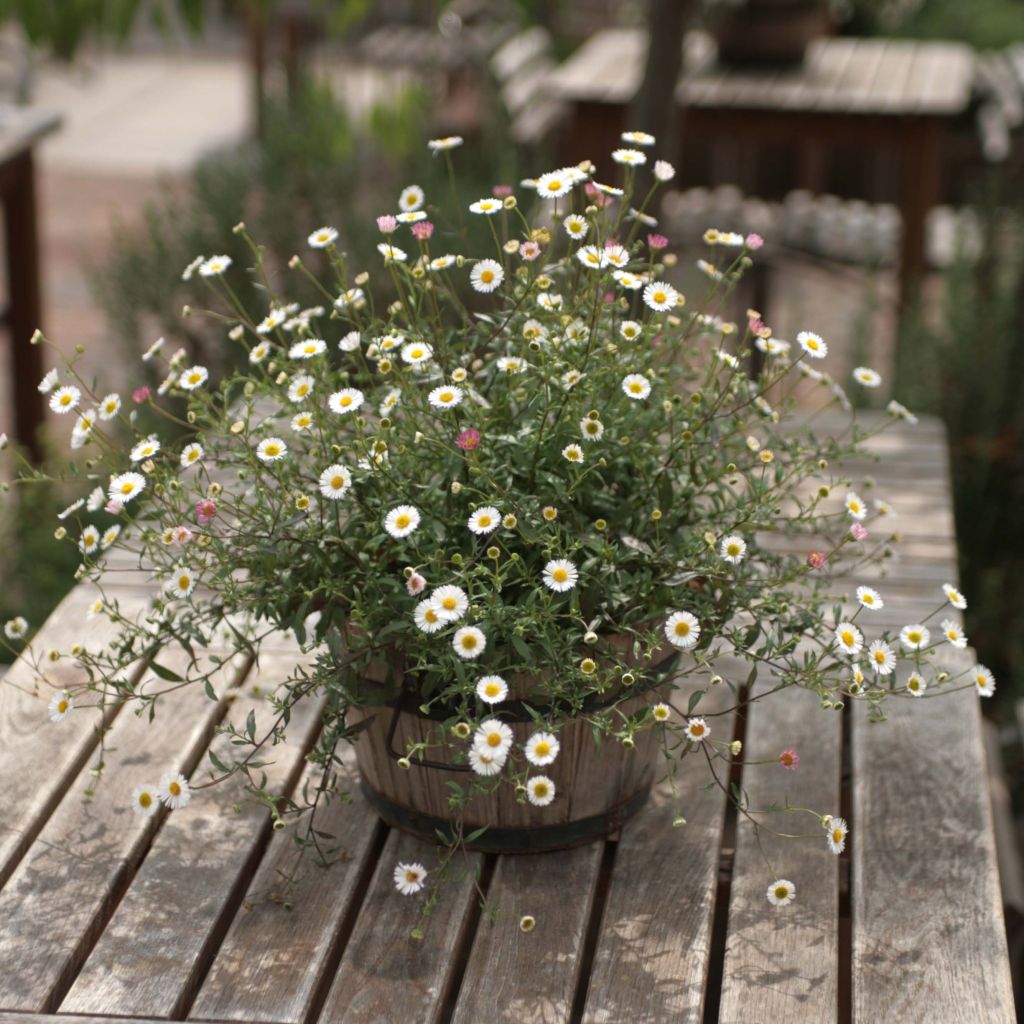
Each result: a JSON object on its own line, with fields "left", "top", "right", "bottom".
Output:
{"left": 350, "top": 648, "right": 678, "bottom": 854}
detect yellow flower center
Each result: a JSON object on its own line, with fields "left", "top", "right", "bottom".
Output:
{"left": 139, "top": 792, "right": 152, "bottom": 808}
{"left": 727, "top": 544, "right": 740, "bottom": 556}
{"left": 546, "top": 180, "right": 562, "bottom": 192}
{"left": 60, "top": 395, "right": 72, "bottom": 406}
{"left": 552, "top": 568, "right": 568, "bottom": 583}
{"left": 340, "top": 396, "right": 351, "bottom": 406}
{"left": 440, "top": 391, "right": 454, "bottom": 403}
{"left": 442, "top": 597, "right": 457, "bottom": 611}
{"left": 774, "top": 885, "right": 789, "bottom": 900}
{"left": 405, "top": 869, "right": 418, "bottom": 882}
{"left": 120, "top": 482, "right": 134, "bottom": 494}
{"left": 425, "top": 608, "right": 438, "bottom": 624}
{"left": 908, "top": 632, "right": 921, "bottom": 644}
{"left": 477, "top": 515, "right": 492, "bottom": 528}
{"left": 653, "top": 291, "right": 666, "bottom": 304}
{"left": 179, "top": 575, "right": 191, "bottom": 591}
{"left": 863, "top": 595, "right": 874, "bottom": 605}
{"left": 331, "top": 476, "right": 344, "bottom": 489}
{"left": 690, "top": 723, "right": 705, "bottom": 736}
{"left": 535, "top": 741, "right": 550, "bottom": 756}
{"left": 832, "top": 829, "right": 843, "bottom": 843}
{"left": 675, "top": 622, "right": 690, "bottom": 637}
{"left": 841, "top": 631, "right": 855, "bottom": 646}
{"left": 462, "top": 635, "right": 478, "bottom": 650}
{"left": 630, "top": 382, "right": 643, "bottom": 394}
{"left": 486, "top": 732, "right": 500, "bottom": 747}
{"left": 395, "top": 514, "right": 411, "bottom": 529}
{"left": 57, "top": 700, "right": 68, "bottom": 714}
{"left": 874, "top": 650, "right": 886, "bottom": 663}
{"left": 480, "top": 271, "right": 494, "bottom": 284}
{"left": 169, "top": 781, "right": 182, "bottom": 796}
{"left": 534, "top": 783, "right": 549, "bottom": 797}
{"left": 266, "top": 445, "right": 280, "bottom": 456}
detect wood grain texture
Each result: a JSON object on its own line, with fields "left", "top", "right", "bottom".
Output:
{"left": 189, "top": 753, "right": 384, "bottom": 1024}
{"left": 852, "top": 650, "right": 1016, "bottom": 1023}
{"left": 319, "top": 829, "right": 483, "bottom": 1023}
{"left": 0, "top": 650, "right": 236, "bottom": 1012}
{"left": 0, "top": 585, "right": 150, "bottom": 887}
{"left": 451, "top": 842, "right": 603, "bottom": 1024}
{"left": 582, "top": 686, "right": 735, "bottom": 1023}
{"left": 718, "top": 683, "right": 841, "bottom": 1024}
{"left": 61, "top": 653, "right": 320, "bottom": 1018}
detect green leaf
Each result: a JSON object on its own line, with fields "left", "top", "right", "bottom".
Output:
{"left": 687, "top": 689, "right": 705, "bottom": 714}
{"left": 148, "top": 660, "right": 184, "bottom": 682}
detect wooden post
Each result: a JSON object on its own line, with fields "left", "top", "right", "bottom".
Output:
{"left": 3, "top": 151, "right": 44, "bottom": 462}
{"left": 898, "top": 118, "right": 942, "bottom": 311}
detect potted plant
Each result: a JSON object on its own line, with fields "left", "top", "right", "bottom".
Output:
{"left": 705, "top": 0, "right": 832, "bottom": 68}
{"left": 2, "top": 133, "right": 987, "bottom": 918}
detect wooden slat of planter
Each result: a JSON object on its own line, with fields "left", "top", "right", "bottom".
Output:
{"left": 451, "top": 843, "right": 604, "bottom": 1024}
{"left": 852, "top": 651, "right": 1016, "bottom": 1022}
{"left": 5, "top": 1015, "right": 208, "bottom": 1024}
{"left": 718, "top": 682, "right": 841, "bottom": 1024}
{"left": 0, "top": 650, "right": 238, "bottom": 1013}
{"left": 0, "top": 585, "right": 150, "bottom": 887}
{"left": 581, "top": 689, "right": 736, "bottom": 1023}
{"left": 60, "top": 653, "right": 321, "bottom": 1019}
{"left": 188, "top": 754, "right": 385, "bottom": 1024}
{"left": 319, "top": 829, "right": 483, "bottom": 1023}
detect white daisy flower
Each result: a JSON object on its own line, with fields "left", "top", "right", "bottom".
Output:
{"left": 868, "top": 639, "right": 896, "bottom": 675}
{"left": 179, "top": 365, "right": 209, "bottom": 391}
{"left": 108, "top": 471, "right": 146, "bottom": 504}
{"left": 401, "top": 341, "right": 433, "bottom": 365}
{"left": 257, "top": 308, "right": 287, "bottom": 334}
{"left": 943, "top": 583, "right": 967, "bottom": 609}
{"left": 577, "top": 245, "right": 608, "bottom": 270}
{"left": 249, "top": 341, "right": 271, "bottom": 364}
{"left": 49, "top": 385, "right": 81, "bottom": 414}
{"left": 319, "top": 464, "right": 352, "bottom": 500}
{"left": 38, "top": 368, "right": 59, "bottom": 394}
{"left": 291, "top": 412, "right": 313, "bottom": 434}
{"left": 767, "top": 879, "right": 795, "bottom": 907}
{"left": 621, "top": 374, "right": 652, "bottom": 400}
{"left": 177, "top": 442, "right": 203, "bottom": 469}
{"left": 685, "top": 718, "right": 710, "bottom": 742}
{"left": 199, "top": 255, "right": 232, "bottom": 277}
{"left": 78, "top": 525, "right": 100, "bottom": 555}
{"left": 604, "top": 244, "right": 630, "bottom": 269}
{"left": 697, "top": 258, "right": 725, "bottom": 282}
{"left": 907, "top": 672, "right": 927, "bottom": 696}
{"left": 563, "top": 214, "right": 589, "bottom": 240}
{"left": 256, "top": 437, "right": 287, "bottom": 462}
{"left": 182, "top": 255, "right": 204, "bottom": 281}
{"left": 335, "top": 287, "right": 365, "bottom": 309}
{"left": 620, "top": 320, "right": 642, "bottom": 341}
{"left": 524, "top": 731, "right": 560, "bottom": 766}
{"left": 132, "top": 784, "right": 161, "bottom": 817}
{"left": 476, "top": 675, "right": 508, "bottom": 704}
{"left": 385, "top": 505, "right": 421, "bottom": 539}
{"left": 845, "top": 492, "right": 867, "bottom": 520}
{"left": 428, "top": 385, "right": 464, "bottom": 410}
{"left": 612, "top": 148, "right": 646, "bottom": 166}
{"left": 130, "top": 436, "right": 160, "bottom": 462}
{"left": 614, "top": 271, "right": 645, "bottom": 290}
{"left": 393, "top": 861, "right": 428, "bottom": 895}
{"left": 453, "top": 625, "right": 487, "bottom": 660}
{"left": 580, "top": 417, "right": 604, "bottom": 442}
{"left": 414, "top": 598, "right": 445, "bottom": 634}
{"left": 642, "top": 281, "right": 678, "bottom": 312}
{"left": 537, "top": 292, "right": 563, "bottom": 310}
{"left": 166, "top": 566, "right": 196, "bottom": 599}
{"left": 467, "top": 507, "right": 500, "bottom": 535}
{"left": 834, "top": 622, "right": 864, "bottom": 657}
{"left": 399, "top": 184, "right": 425, "bottom": 211}
{"left": 397, "top": 209, "right": 426, "bottom": 225}
{"left": 853, "top": 366, "right": 882, "bottom": 388}
{"left": 470, "top": 260, "right": 504, "bottom": 293}
{"left": 716, "top": 350, "right": 739, "bottom": 369}
{"left": 432, "top": 584, "right": 469, "bottom": 621}
{"left": 57, "top": 498, "right": 85, "bottom": 520}
{"left": 720, "top": 534, "right": 746, "bottom": 563}
{"left": 756, "top": 337, "right": 790, "bottom": 356}
{"left": 826, "top": 816, "right": 848, "bottom": 854}
{"left": 48, "top": 691, "right": 73, "bottom": 723}
{"left": 3, "top": 616, "right": 28, "bottom": 639}
{"left": 70, "top": 410, "right": 97, "bottom": 448}
{"left": 496, "top": 356, "right": 526, "bottom": 374}
{"left": 973, "top": 664, "right": 996, "bottom": 697}
{"left": 527, "top": 776, "right": 556, "bottom": 807}
{"left": 899, "top": 624, "right": 930, "bottom": 651}
{"left": 543, "top": 559, "right": 578, "bottom": 593}
{"left": 289, "top": 338, "right": 326, "bottom": 360}
{"left": 621, "top": 129, "right": 655, "bottom": 146}
{"left": 562, "top": 443, "right": 585, "bottom": 464}
{"left": 308, "top": 226, "right": 338, "bottom": 248}
{"left": 665, "top": 611, "right": 700, "bottom": 649}
{"left": 158, "top": 771, "right": 191, "bottom": 809}
{"left": 652, "top": 703, "right": 671, "bottom": 722}
{"left": 379, "top": 389, "right": 401, "bottom": 416}
{"left": 535, "top": 171, "right": 573, "bottom": 198}
{"left": 428, "top": 135, "right": 463, "bottom": 152}
{"left": 469, "top": 197, "right": 503, "bottom": 215}
{"left": 887, "top": 399, "right": 918, "bottom": 424}
{"left": 797, "top": 331, "right": 828, "bottom": 359}
{"left": 329, "top": 388, "right": 364, "bottom": 414}
{"left": 287, "top": 375, "right": 314, "bottom": 403}
{"left": 100, "top": 525, "right": 121, "bottom": 550}
{"left": 474, "top": 718, "right": 512, "bottom": 757}
{"left": 429, "top": 255, "right": 456, "bottom": 271}
{"left": 856, "top": 586, "right": 883, "bottom": 610}
{"left": 339, "top": 330, "right": 360, "bottom": 352}
{"left": 468, "top": 746, "right": 505, "bottom": 776}
{"left": 377, "top": 243, "right": 407, "bottom": 262}
{"left": 561, "top": 369, "right": 584, "bottom": 389}
{"left": 97, "top": 393, "right": 121, "bottom": 420}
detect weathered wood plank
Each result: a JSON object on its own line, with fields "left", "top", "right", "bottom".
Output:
{"left": 188, "top": 755, "right": 385, "bottom": 1024}
{"left": 319, "top": 829, "right": 483, "bottom": 1023}
{"left": 0, "top": 650, "right": 237, "bottom": 1012}
{"left": 852, "top": 648, "right": 1016, "bottom": 1022}
{"left": 0, "top": 584, "right": 150, "bottom": 887}
{"left": 451, "top": 843, "right": 604, "bottom": 1024}
{"left": 60, "top": 653, "right": 322, "bottom": 1019}
{"left": 718, "top": 682, "right": 841, "bottom": 1024}
{"left": 582, "top": 686, "right": 735, "bottom": 1023}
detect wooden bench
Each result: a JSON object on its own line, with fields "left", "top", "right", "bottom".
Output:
{"left": 0, "top": 412, "right": 1017, "bottom": 1022}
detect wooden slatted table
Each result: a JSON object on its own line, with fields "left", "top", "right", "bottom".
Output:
{"left": 549, "top": 30, "right": 975, "bottom": 311}
{"left": 1, "top": 413, "right": 1017, "bottom": 1023}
